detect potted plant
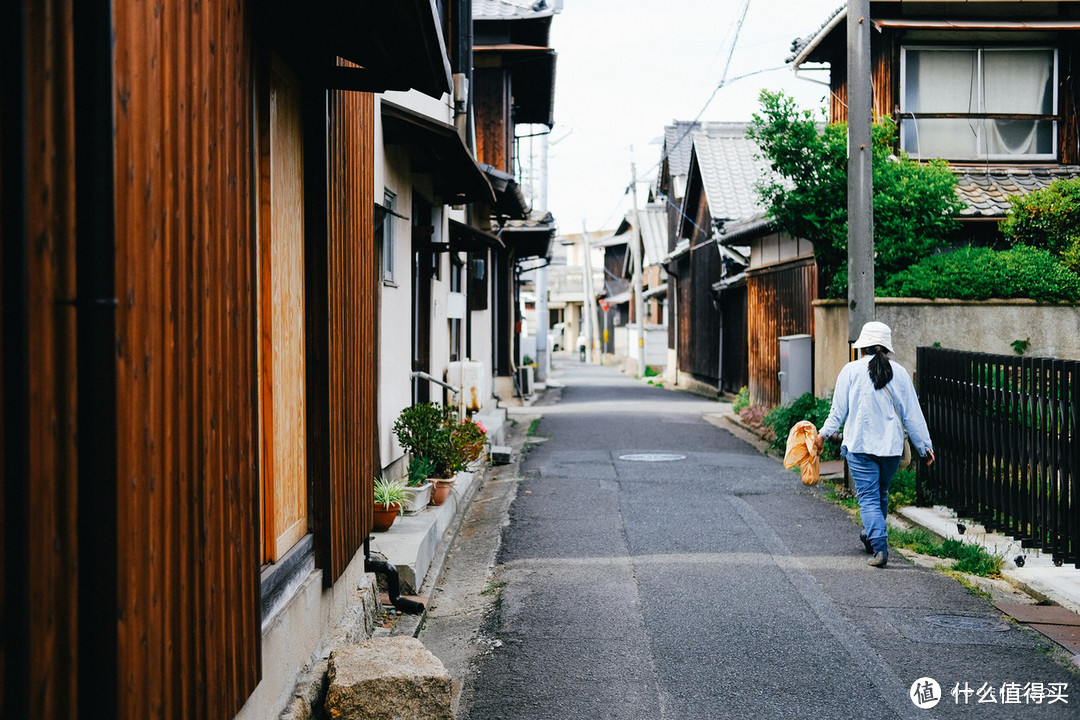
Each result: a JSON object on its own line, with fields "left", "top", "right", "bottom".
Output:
{"left": 454, "top": 415, "right": 487, "bottom": 470}
{"left": 393, "top": 402, "right": 464, "bottom": 506}
{"left": 400, "top": 456, "right": 434, "bottom": 514}
{"left": 372, "top": 477, "right": 406, "bottom": 532}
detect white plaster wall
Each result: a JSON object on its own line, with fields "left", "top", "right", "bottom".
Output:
{"left": 814, "top": 299, "right": 1080, "bottom": 397}
{"left": 377, "top": 139, "right": 418, "bottom": 469}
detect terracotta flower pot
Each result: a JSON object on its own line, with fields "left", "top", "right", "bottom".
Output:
{"left": 372, "top": 503, "right": 400, "bottom": 532}
{"left": 429, "top": 477, "right": 456, "bottom": 506}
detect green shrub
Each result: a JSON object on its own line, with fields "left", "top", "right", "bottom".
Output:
{"left": 1000, "top": 177, "right": 1080, "bottom": 258}
{"left": 763, "top": 392, "right": 840, "bottom": 460}
{"left": 879, "top": 245, "right": 1080, "bottom": 303}
{"left": 731, "top": 386, "right": 750, "bottom": 414}
{"left": 888, "top": 466, "right": 917, "bottom": 513}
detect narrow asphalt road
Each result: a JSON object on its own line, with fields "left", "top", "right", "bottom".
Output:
{"left": 421, "top": 358, "right": 1078, "bottom": 719}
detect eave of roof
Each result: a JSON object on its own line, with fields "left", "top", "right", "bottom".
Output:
{"left": 381, "top": 101, "right": 495, "bottom": 205}
{"left": 259, "top": 0, "right": 453, "bottom": 98}
{"left": 953, "top": 165, "right": 1080, "bottom": 218}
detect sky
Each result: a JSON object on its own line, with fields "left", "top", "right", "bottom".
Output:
{"left": 534, "top": 0, "right": 844, "bottom": 234}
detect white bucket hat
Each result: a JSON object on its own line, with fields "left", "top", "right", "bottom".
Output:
{"left": 852, "top": 321, "right": 894, "bottom": 354}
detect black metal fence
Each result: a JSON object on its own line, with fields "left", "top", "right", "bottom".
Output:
{"left": 917, "top": 346, "right": 1080, "bottom": 568}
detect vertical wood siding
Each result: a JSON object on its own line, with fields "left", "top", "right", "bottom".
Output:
{"left": 474, "top": 67, "right": 508, "bottom": 171}
{"left": 325, "top": 86, "right": 377, "bottom": 577}
{"left": 720, "top": 287, "right": 748, "bottom": 394}
{"left": 687, "top": 240, "right": 721, "bottom": 386}
{"left": 828, "top": 33, "right": 896, "bottom": 124}
{"left": 747, "top": 260, "right": 817, "bottom": 407}
{"left": 8, "top": 2, "right": 80, "bottom": 717}
{"left": 111, "top": 2, "right": 259, "bottom": 718}
{"left": 1061, "top": 36, "right": 1079, "bottom": 164}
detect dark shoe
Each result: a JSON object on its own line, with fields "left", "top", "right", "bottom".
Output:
{"left": 860, "top": 531, "right": 873, "bottom": 555}
{"left": 868, "top": 551, "right": 888, "bottom": 568}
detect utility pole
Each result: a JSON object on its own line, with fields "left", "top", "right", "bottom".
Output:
{"left": 534, "top": 131, "right": 550, "bottom": 383}
{"left": 847, "top": 0, "right": 875, "bottom": 344}
{"left": 629, "top": 154, "right": 646, "bottom": 377}
{"left": 580, "top": 221, "right": 597, "bottom": 363}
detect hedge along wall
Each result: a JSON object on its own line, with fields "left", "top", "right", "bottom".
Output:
{"left": 813, "top": 299, "right": 1080, "bottom": 397}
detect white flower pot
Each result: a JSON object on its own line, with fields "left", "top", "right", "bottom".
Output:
{"left": 401, "top": 482, "right": 433, "bottom": 514}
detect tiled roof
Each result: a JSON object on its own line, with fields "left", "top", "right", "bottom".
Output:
{"left": 491, "top": 210, "right": 555, "bottom": 231}
{"left": 473, "top": 0, "right": 559, "bottom": 20}
{"left": 663, "top": 121, "right": 750, "bottom": 181}
{"left": 788, "top": 5, "right": 845, "bottom": 66}
{"left": 635, "top": 203, "right": 669, "bottom": 266}
{"left": 691, "top": 125, "right": 772, "bottom": 222}
{"left": 663, "top": 121, "right": 701, "bottom": 180}
{"left": 953, "top": 166, "right": 1080, "bottom": 217}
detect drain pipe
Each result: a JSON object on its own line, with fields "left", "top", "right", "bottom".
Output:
{"left": 364, "top": 538, "right": 425, "bottom": 615}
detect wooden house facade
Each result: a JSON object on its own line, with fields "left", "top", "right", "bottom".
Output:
{"left": 791, "top": 1, "right": 1080, "bottom": 242}
{"left": 2, "top": 1, "right": 489, "bottom": 719}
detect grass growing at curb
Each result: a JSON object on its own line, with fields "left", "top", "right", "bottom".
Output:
{"left": 889, "top": 526, "right": 1006, "bottom": 577}
{"left": 526, "top": 418, "right": 541, "bottom": 437}
{"left": 818, "top": 472, "right": 1004, "bottom": 578}
{"left": 481, "top": 579, "right": 507, "bottom": 597}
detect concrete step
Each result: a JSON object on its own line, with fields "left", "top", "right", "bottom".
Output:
{"left": 473, "top": 406, "right": 508, "bottom": 445}
{"left": 368, "top": 470, "right": 478, "bottom": 594}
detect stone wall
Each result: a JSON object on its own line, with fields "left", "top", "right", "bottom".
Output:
{"left": 814, "top": 299, "right": 1080, "bottom": 396}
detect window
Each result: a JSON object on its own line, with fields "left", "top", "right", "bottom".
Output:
{"left": 380, "top": 189, "right": 397, "bottom": 284}
{"left": 900, "top": 46, "right": 1057, "bottom": 161}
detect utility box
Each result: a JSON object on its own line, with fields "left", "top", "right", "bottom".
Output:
{"left": 778, "top": 334, "right": 813, "bottom": 404}
{"left": 517, "top": 366, "right": 534, "bottom": 397}
{"left": 446, "top": 360, "right": 487, "bottom": 412}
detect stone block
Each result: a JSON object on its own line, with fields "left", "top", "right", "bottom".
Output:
{"left": 324, "top": 637, "right": 451, "bottom": 720}
{"left": 489, "top": 444, "right": 512, "bottom": 465}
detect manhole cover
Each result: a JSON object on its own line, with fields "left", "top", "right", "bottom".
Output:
{"left": 618, "top": 453, "right": 687, "bottom": 462}
{"left": 925, "top": 614, "right": 1011, "bottom": 633}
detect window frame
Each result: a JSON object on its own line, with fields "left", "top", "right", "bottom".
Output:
{"left": 899, "top": 44, "right": 1059, "bottom": 162}
{"left": 380, "top": 188, "right": 398, "bottom": 285}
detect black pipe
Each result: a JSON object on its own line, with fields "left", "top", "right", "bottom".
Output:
{"left": 364, "top": 539, "right": 425, "bottom": 615}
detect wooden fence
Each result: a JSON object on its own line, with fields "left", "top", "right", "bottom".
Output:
{"left": 918, "top": 347, "right": 1080, "bottom": 568}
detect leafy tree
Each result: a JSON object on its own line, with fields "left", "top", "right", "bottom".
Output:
{"left": 1000, "top": 177, "right": 1080, "bottom": 271}
{"left": 747, "top": 91, "right": 964, "bottom": 298}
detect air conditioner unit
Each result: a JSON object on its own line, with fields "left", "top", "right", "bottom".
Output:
{"left": 517, "top": 366, "right": 533, "bottom": 396}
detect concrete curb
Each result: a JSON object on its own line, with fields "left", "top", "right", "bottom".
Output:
{"left": 897, "top": 505, "right": 1080, "bottom": 616}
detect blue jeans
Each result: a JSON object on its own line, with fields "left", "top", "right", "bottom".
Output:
{"left": 843, "top": 449, "right": 901, "bottom": 554}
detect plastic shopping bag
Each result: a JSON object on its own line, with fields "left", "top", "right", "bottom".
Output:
{"left": 783, "top": 420, "right": 820, "bottom": 486}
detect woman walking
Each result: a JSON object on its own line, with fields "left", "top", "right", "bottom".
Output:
{"left": 815, "top": 321, "right": 935, "bottom": 568}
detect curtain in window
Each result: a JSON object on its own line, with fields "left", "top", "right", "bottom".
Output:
{"left": 982, "top": 49, "right": 1053, "bottom": 156}
{"left": 902, "top": 47, "right": 1054, "bottom": 159}
{"left": 903, "top": 49, "right": 979, "bottom": 157}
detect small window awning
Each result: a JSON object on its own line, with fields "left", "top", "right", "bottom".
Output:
{"left": 259, "top": 0, "right": 452, "bottom": 98}
{"left": 474, "top": 46, "right": 557, "bottom": 126}
{"left": 479, "top": 164, "right": 530, "bottom": 219}
{"left": 494, "top": 211, "right": 556, "bottom": 260}
{"left": 381, "top": 101, "right": 496, "bottom": 206}
{"left": 449, "top": 219, "right": 505, "bottom": 252}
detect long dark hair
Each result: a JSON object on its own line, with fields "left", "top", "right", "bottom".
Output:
{"left": 862, "top": 345, "right": 893, "bottom": 390}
